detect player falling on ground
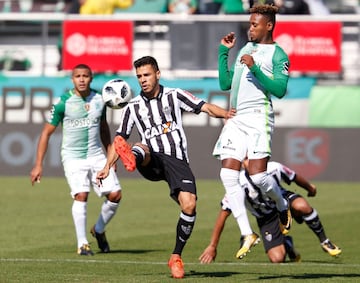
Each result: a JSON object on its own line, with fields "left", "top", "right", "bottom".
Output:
{"left": 199, "top": 159, "right": 341, "bottom": 263}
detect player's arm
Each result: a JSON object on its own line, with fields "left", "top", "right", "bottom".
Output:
{"left": 218, "top": 44, "right": 235, "bottom": 91}
{"left": 247, "top": 47, "right": 289, "bottom": 98}
{"left": 100, "top": 110, "right": 112, "bottom": 153}
{"left": 293, "top": 174, "right": 317, "bottom": 197}
{"left": 30, "top": 123, "right": 57, "bottom": 185}
{"left": 200, "top": 103, "right": 236, "bottom": 119}
{"left": 199, "top": 209, "right": 231, "bottom": 264}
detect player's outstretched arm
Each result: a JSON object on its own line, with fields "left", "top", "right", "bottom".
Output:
{"left": 201, "top": 103, "right": 236, "bottom": 119}
{"left": 30, "top": 123, "right": 57, "bottom": 186}
{"left": 199, "top": 209, "right": 230, "bottom": 264}
{"left": 294, "top": 174, "right": 317, "bottom": 197}
{"left": 96, "top": 142, "right": 119, "bottom": 186}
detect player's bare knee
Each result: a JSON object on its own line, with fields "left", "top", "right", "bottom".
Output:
{"left": 107, "top": 190, "right": 122, "bottom": 203}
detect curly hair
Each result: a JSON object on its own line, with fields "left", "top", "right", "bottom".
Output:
{"left": 249, "top": 4, "right": 278, "bottom": 25}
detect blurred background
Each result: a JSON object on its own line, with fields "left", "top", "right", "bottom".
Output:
{"left": 0, "top": 0, "right": 359, "bottom": 181}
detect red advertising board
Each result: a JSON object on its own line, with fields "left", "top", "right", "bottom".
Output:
{"left": 274, "top": 22, "right": 341, "bottom": 73}
{"left": 62, "top": 21, "right": 133, "bottom": 72}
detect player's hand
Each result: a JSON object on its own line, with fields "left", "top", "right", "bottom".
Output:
{"left": 30, "top": 166, "right": 42, "bottom": 186}
{"left": 221, "top": 32, "right": 236, "bottom": 49}
{"left": 96, "top": 167, "right": 110, "bottom": 187}
{"left": 240, "top": 54, "right": 255, "bottom": 69}
{"left": 307, "top": 184, "right": 317, "bottom": 197}
{"left": 199, "top": 245, "right": 217, "bottom": 264}
{"left": 225, "top": 108, "right": 236, "bottom": 120}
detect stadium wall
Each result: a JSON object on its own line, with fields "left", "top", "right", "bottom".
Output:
{"left": 0, "top": 76, "right": 359, "bottom": 181}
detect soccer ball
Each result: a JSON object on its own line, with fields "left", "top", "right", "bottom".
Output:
{"left": 102, "top": 79, "right": 132, "bottom": 109}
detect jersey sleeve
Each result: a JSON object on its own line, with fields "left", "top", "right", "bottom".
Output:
{"left": 277, "top": 162, "right": 296, "bottom": 185}
{"left": 249, "top": 45, "right": 290, "bottom": 98}
{"left": 218, "top": 44, "right": 234, "bottom": 91}
{"left": 176, "top": 88, "right": 205, "bottom": 114}
{"left": 47, "top": 98, "right": 65, "bottom": 127}
{"left": 116, "top": 105, "right": 134, "bottom": 140}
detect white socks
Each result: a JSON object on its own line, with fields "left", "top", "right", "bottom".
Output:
{"left": 94, "top": 200, "right": 119, "bottom": 233}
{"left": 72, "top": 200, "right": 88, "bottom": 248}
{"left": 220, "top": 168, "right": 253, "bottom": 235}
{"left": 250, "top": 172, "right": 288, "bottom": 211}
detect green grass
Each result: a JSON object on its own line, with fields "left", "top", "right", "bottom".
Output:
{"left": 1, "top": 177, "right": 360, "bottom": 282}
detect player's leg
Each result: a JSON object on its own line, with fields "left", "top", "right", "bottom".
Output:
{"left": 248, "top": 157, "right": 292, "bottom": 234}
{"left": 64, "top": 159, "right": 93, "bottom": 255}
{"left": 291, "top": 197, "right": 341, "bottom": 257}
{"left": 168, "top": 190, "right": 196, "bottom": 279}
{"left": 258, "top": 215, "right": 289, "bottom": 263}
{"left": 166, "top": 157, "right": 197, "bottom": 279}
{"left": 213, "top": 121, "right": 257, "bottom": 256}
{"left": 91, "top": 156, "right": 122, "bottom": 253}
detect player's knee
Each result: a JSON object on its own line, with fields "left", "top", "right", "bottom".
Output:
{"left": 107, "top": 190, "right": 121, "bottom": 203}
{"left": 267, "top": 250, "right": 286, "bottom": 263}
{"left": 249, "top": 172, "right": 267, "bottom": 188}
{"left": 220, "top": 168, "right": 240, "bottom": 188}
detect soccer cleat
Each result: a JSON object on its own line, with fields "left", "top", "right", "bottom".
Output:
{"left": 284, "top": 236, "right": 301, "bottom": 262}
{"left": 279, "top": 207, "right": 292, "bottom": 235}
{"left": 90, "top": 225, "right": 110, "bottom": 253}
{"left": 113, "top": 136, "right": 136, "bottom": 172}
{"left": 321, "top": 239, "right": 342, "bottom": 257}
{"left": 168, "top": 254, "right": 185, "bottom": 279}
{"left": 235, "top": 233, "right": 261, "bottom": 259}
{"left": 77, "top": 244, "right": 94, "bottom": 256}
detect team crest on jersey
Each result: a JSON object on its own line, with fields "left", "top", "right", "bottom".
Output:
{"left": 84, "top": 103, "right": 90, "bottom": 111}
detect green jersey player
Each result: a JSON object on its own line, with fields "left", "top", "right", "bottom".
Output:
{"left": 212, "top": 4, "right": 291, "bottom": 259}
{"left": 30, "top": 64, "right": 121, "bottom": 256}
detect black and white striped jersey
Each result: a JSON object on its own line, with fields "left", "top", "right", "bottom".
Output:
{"left": 116, "top": 85, "right": 205, "bottom": 163}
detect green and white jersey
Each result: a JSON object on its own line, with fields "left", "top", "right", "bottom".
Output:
{"left": 48, "top": 89, "right": 106, "bottom": 162}
{"left": 218, "top": 42, "right": 290, "bottom": 114}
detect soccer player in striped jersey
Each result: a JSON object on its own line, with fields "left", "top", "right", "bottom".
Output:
{"left": 96, "top": 56, "right": 235, "bottom": 279}
{"left": 212, "top": 4, "right": 291, "bottom": 259}
{"left": 31, "top": 64, "right": 122, "bottom": 256}
{"left": 199, "top": 160, "right": 341, "bottom": 264}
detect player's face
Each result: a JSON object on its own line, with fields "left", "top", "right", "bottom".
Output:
{"left": 248, "top": 13, "right": 273, "bottom": 43}
{"left": 136, "top": 64, "right": 160, "bottom": 98}
{"left": 72, "top": 68, "right": 92, "bottom": 95}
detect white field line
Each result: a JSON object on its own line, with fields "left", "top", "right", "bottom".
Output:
{"left": 0, "top": 258, "right": 359, "bottom": 268}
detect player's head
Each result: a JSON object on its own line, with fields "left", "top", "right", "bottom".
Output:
{"left": 248, "top": 4, "right": 278, "bottom": 43}
{"left": 71, "top": 64, "right": 93, "bottom": 94}
{"left": 72, "top": 64, "right": 93, "bottom": 78}
{"left": 133, "top": 56, "right": 161, "bottom": 98}
{"left": 134, "top": 56, "right": 159, "bottom": 72}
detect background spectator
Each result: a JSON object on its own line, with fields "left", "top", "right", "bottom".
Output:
{"left": 168, "top": 0, "right": 198, "bottom": 14}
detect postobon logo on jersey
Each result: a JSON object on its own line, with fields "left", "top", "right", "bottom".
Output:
{"left": 144, "top": 121, "right": 178, "bottom": 139}
{"left": 67, "top": 117, "right": 100, "bottom": 128}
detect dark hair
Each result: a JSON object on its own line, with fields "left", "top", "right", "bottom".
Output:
{"left": 250, "top": 4, "right": 278, "bottom": 26}
{"left": 133, "top": 56, "right": 159, "bottom": 72}
{"left": 72, "top": 64, "right": 92, "bottom": 76}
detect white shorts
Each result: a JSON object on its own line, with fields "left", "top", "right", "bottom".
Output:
{"left": 63, "top": 154, "right": 121, "bottom": 198}
{"left": 213, "top": 113, "right": 274, "bottom": 161}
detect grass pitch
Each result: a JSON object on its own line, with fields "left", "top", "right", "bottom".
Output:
{"left": 1, "top": 177, "right": 359, "bottom": 282}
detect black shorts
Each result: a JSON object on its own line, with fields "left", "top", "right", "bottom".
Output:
{"left": 283, "top": 190, "right": 303, "bottom": 224}
{"left": 137, "top": 152, "right": 197, "bottom": 201}
{"left": 257, "top": 213, "right": 285, "bottom": 253}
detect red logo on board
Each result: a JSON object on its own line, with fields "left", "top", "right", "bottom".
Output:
{"left": 285, "top": 129, "right": 329, "bottom": 179}
{"left": 62, "top": 21, "right": 133, "bottom": 72}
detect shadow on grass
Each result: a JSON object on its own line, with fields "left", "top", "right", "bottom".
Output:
{"left": 259, "top": 273, "right": 360, "bottom": 280}
{"left": 94, "top": 249, "right": 164, "bottom": 254}
{"left": 186, "top": 270, "right": 241, "bottom": 278}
